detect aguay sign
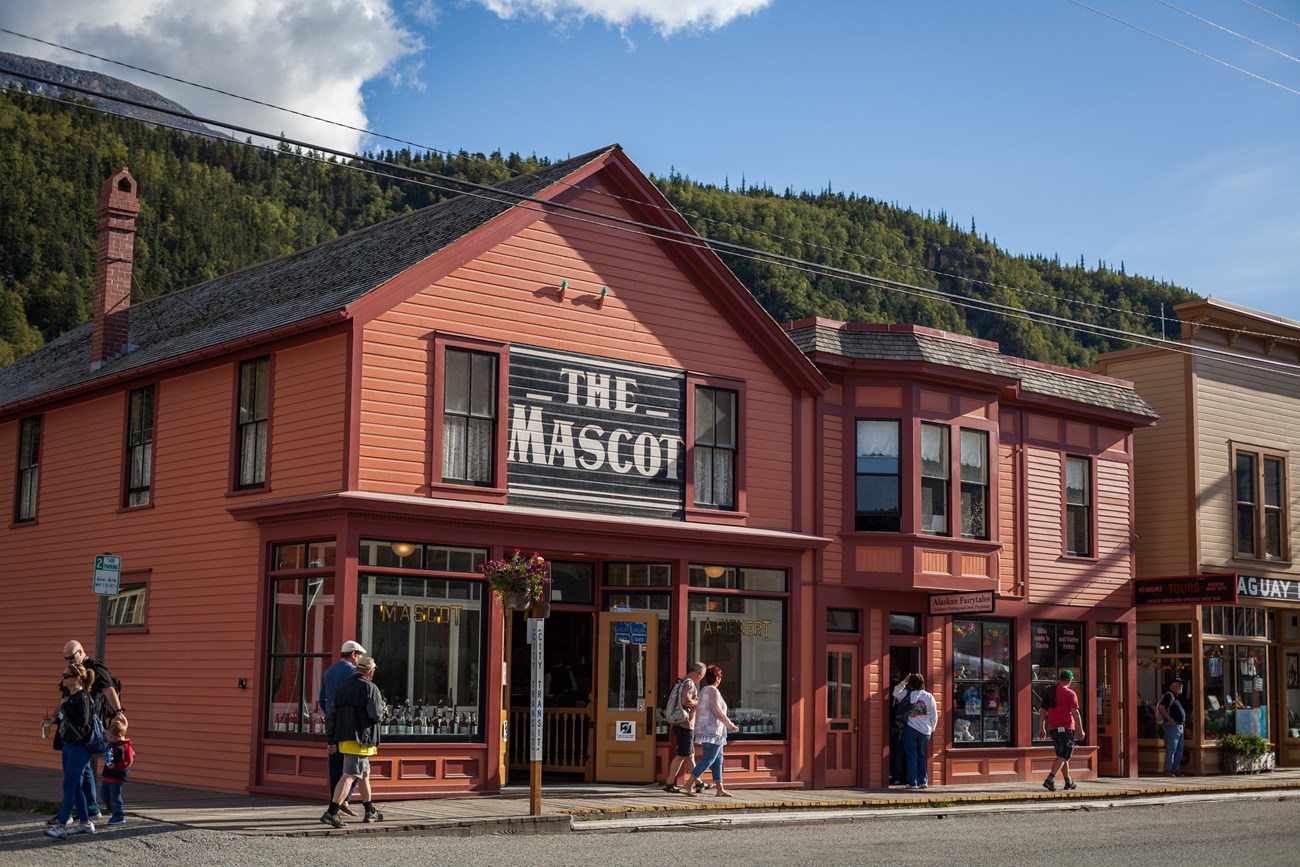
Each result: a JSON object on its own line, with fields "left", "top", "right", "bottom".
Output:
{"left": 505, "top": 346, "right": 685, "bottom": 518}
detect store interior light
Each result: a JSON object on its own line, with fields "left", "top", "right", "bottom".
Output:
{"left": 704, "top": 565, "right": 726, "bottom": 579}
{"left": 391, "top": 542, "right": 417, "bottom": 558}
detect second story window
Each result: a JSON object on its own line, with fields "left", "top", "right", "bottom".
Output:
{"left": 442, "top": 348, "right": 497, "bottom": 486}
{"left": 694, "top": 386, "right": 736, "bottom": 509}
{"left": 1065, "top": 455, "right": 1091, "bottom": 557}
{"left": 856, "top": 419, "right": 900, "bottom": 532}
{"left": 920, "top": 422, "right": 949, "bottom": 534}
{"left": 960, "top": 429, "right": 989, "bottom": 539}
{"left": 1235, "top": 447, "right": 1287, "bottom": 560}
{"left": 15, "top": 415, "right": 41, "bottom": 522}
{"left": 237, "top": 357, "right": 270, "bottom": 489}
{"left": 125, "top": 386, "right": 155, "bottom": 507}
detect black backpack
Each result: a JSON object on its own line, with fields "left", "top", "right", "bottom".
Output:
{"left": 1041, "top": 684, "right": 1057, "bottom": 709}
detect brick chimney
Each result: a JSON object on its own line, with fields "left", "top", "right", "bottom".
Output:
{"left": 91, "top": 167, "right": 139, "bottom": 369}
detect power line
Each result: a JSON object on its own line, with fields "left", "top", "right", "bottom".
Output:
{"left": 1153, "top": 0, "right": 1300, "bottom": 64}
{"left": 1238, "top": 0, "right": 1300, "bottom": 31}
{"left": 1064, "top": 0, "right": 1300, "bottom": 96}
{"left": 4, "top": 64, "right": 1300, "bottom": 384}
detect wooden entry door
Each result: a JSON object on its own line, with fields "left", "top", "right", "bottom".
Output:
{"left": 1095, "top": 639, "right": 1123, "bottom": 776}
{"left": 826, "top": 644, "right": 858, "bottom": 786}
{"left": 594, "top": 611, "right": 659, "bottom": 782}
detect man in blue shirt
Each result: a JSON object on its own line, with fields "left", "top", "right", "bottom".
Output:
{"left": 321, "top": 640, "right": 365, "bottom": 813}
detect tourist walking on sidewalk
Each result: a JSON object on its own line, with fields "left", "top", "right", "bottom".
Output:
{"left": 1039, "top": 669, "right": 1085, "bottom": 791}
{"left": 683, "top": 665, "right": 741, "bottom": 798}
{"left": 1154, "top": 677, "right": 1187, "bottom": 776}
{"left": 321, "top": 656, "right": 385, "bottom": 827}
{"left": 663, "top": 661, "right": 705, "bottom": 793}
{"left": 47, "top": 663, "right": 98, "bottom": 838}
{"left": 893, "top": 674, "right": 938, "bottom": 789}
{"left": 320, "top": 640, "right": 365, "bottom": 815}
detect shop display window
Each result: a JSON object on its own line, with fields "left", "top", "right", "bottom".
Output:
{"left": 266, "top": 542, "right": 336, "bottom": 735}
{"left": 1201, "top": 645, "right": 1269, "bottom": 740}
{"left": 1286, "top": 613, "right": 1300, "bottom": 741}
{"left": 1136, "top": 622, "right": 1193, "bottom": 740}
{"left": 951, "top": 618, "right": 1012, "bottom": 746}
{"left": 1030, "top": 621, "right": 1083, "bottom": 744}
{"left": 688, "top": 594, "right": 786, "bottom": 736}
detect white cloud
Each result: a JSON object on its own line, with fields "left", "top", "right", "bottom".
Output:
{"left": 0, "top": 0, "right": 422, "bottom": 153}
{"left": 476, "top": 0, "right": 772, "bottom": 36}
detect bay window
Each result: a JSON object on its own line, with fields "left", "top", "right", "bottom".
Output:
{"left": 856, "top": 419, "right": 901, "bottom": 532}
{"left": 920, "top": 423, "right": 949, "bottom": 534}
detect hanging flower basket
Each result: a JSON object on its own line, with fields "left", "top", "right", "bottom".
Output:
{"left": 479, "top": 549, "right": 550, "bottom": 610}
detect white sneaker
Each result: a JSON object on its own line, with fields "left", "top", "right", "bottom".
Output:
{"left": 44, "top": 826, "right": 69, "bottom": 839}
{"left": 72, "top": 822, "right": 96, "bottom": 835}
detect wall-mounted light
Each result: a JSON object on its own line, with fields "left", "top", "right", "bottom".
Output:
{"left": 704, "top": 565, "right": 726, "bottom": 579}
{"left": 391, "top": 541, "right": 417, "bottom": 558}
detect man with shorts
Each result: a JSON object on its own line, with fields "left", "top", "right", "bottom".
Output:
{"left": 321, "top": 656, "right": 385, "bottom": 827}
{"left": 1038, "top": 669, "right": 1085, "bottom": 792}
{"left": 320, "top": 640, "right": 365, "bottom": 815}
{"left": 663, "top": 662, "right": 706, "bottom": 793}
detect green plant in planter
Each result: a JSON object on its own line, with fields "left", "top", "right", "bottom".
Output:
{"left": 1219, "top": 732, "right": 1268, "bottom": 757}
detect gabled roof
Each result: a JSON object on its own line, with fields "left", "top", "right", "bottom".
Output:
{"left": 786, "top": 319, "right": 1158, "bottom": 421}
{"left": 0, "top": 147, "right": 614, "bottom": 412}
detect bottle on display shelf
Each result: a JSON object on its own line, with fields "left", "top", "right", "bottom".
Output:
{"left": 287, "top": 708, "right": 300, "bottom": 732}
{"left": 413, "top": 706, "right": 425, "bottom": 736}
{"left": 274, "top": 712, "right": 286, "bottom": 733}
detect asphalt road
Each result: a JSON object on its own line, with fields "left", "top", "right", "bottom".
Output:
{"left": 2, "top": 795, "right": 1298, "bottom": 866}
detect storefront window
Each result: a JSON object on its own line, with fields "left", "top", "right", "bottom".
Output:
{"left": 266, "top": 540, "right": 336, "bottom": 735}
{"left": 1286, "top": 614, "right": 1300, "bottom": 741}
{"left": 1136, "top": 622, "right": 1193, "bottom": 740}
{"left": 1201, "top": 605, "right": 1274, "bottom": 741}
{"left": 550, "top": 561, "right": 595, "bottom": 605}
{"left": 606, "top": 562, "right": 671, "bottom": 586}
{"left": 359, "top": 573, "right": 484, "bottom": 739}
{"left": 688, "top": 594, "right": 785, "bottom": 737}
{"left": 688, "top": 565, "right": 786, "bottom": 591}
{"left": 951, "top": 618, "right": 1012, "bottom": 746}
{"left": 604, "top": 590, "right": 670, "bottom": 734}
{"left": 1030, "top": 621, "right": 1083, "bottom": 744}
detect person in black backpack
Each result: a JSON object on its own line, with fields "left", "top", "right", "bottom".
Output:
{"left": 663, "top": 662, "right": 706, "bottom": 793}
{"left": 1154, "top": 677, "right": 1187, "bottom": 776}
{"left": 46, "top": 663, "right": 98, "bottom": 838}
{"left": 55, "top": 641, "right": 125, "bottom": 826}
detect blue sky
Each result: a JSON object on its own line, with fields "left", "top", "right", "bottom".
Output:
{"left": 2, "top": 0, "right": 1298, "bottom": 323}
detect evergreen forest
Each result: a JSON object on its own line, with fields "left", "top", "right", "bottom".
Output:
{"left": 0, "top": 88, "right": 1198, "bottom": 371}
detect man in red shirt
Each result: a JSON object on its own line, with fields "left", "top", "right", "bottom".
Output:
{"left": 1038, "top": 669, "right": 1085, "bottom": 791}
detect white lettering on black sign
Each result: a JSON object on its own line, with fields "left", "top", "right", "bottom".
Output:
{"left": 1237, "top": 575, "right": 1300, "bottom": 601}
{"left": 507, "top": 346, "right": 685, "bottom": 517}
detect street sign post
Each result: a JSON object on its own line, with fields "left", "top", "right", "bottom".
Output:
{"left": 93, "top": 554, "right": 121, "bottom": 596}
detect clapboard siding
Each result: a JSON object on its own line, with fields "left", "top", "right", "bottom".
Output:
{"left": 998, "top": 442, "right": 1019, "bottom": 594}
{"left": 3, "top": 336, "right": 346, "bottom": 792}
{"left": 822, "top": 412, "right": 844, "bottom": 580}
{"left": 1026, "top": 447, "right": 1133, "bottom": 605}
{"left": 358, "top": 181, "right": 798, "bottom": 529}
{"left": 1193, "top": 355, "right": 1300, "bottom": 571}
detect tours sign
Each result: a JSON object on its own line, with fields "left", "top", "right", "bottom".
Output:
{"left": 506, "top": 345, "right": 685, "bottom": 517}
{"left": 1133, "top": 573, "right": 1238, "bottom": 606}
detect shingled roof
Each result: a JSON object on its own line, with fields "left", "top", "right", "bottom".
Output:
{"left": 0, "top": 147, "right": 615, "bottom": 411}
{"left": 786, "top": 321, "right": 1157, "bottom": 420}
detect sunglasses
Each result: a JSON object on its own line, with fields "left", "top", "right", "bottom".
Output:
{"left": 64, "top": 654, "right": 77, "bottom": 662}
{"left": 61, "top": 672, "right": 77, "bottom": 680}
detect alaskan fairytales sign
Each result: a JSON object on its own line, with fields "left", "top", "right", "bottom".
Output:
{"left": 506, "top": 345, "right": 685, "bottom": 518}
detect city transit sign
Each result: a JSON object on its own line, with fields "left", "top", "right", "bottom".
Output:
{"left": 1133, "top": 573, "right": 1237, "bottom": 606}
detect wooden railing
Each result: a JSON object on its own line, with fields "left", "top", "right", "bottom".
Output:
{"left": 507, "top": 706, "right": 593, "bottom": 777}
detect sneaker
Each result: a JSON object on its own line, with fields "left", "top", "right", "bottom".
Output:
{"left": 906, "top": 785, "right": 919, "bottom": 790}
{"left": 319, "top": 811, "right": 345, "bottom": 829}
{"left": 88, "top": 813, "right": 103, "bottom": 823}
{"left": 1063, "top": 780, "right": 1078, "bottom": 790}
{"left": 72, "top": 822, "right": 96, "bottom": 835}
{"left": 918, "top": 784, "right": 929, "bottom": 789}
{"left": 363, "top": 808, "right": 383, "bottom": 823}
{"left": 44, "top": 826, "right": 69, "bottom": 839}
{"left": 45, "top": 816, "right": 66, "bottom": 826}
{"left": 108, "top": 816, "right": 126, "bottom": 825}
{"left": 1042, "top": 777, "right": 1056, "bottom": 792}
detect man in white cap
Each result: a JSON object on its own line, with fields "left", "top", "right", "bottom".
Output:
{"left": 320, "top": 640, "right": 365, "bottom": 813}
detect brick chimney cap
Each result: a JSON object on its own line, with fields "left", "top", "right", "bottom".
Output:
{"left": 98, "top": 167, "right": 139, "bottom": 215}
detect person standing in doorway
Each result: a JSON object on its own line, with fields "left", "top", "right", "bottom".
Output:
{"left": 320, "top": 640, "right": 364, "bottom": 816}
{"left": 1154, "top": 677, "right": 1186, "bottom": 777}
{"left": 892, "top": 674, "right": 938, "bottom": 790}
{"left": 1038, "top": 669, "right": 1085, "bottom": 791}
{"left": 663, "top": 662, "right": 706, "bottom": 793}
{"left": 321, "top": 656, "right": 385, "bottom": 827}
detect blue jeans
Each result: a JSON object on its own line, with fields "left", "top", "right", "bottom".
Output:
{"left": 901, "top": 725, "right": 930, "bottom": 787}
{"left": 1162, "top": 723, "right": 1185, "bottom": 773}
{"left": 101, "top": 780, "right": 125, "bottom": 820}
{"left": 59, "top": 743, "right": 92, "bottom": 825}
{"left": 690, "top": 741, "right": 724, "bottom": 782}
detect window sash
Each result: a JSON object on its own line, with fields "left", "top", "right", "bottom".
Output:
{"left": 126, "top": 387, "right": 154, "bottom": 506}
{"left": 1235, "top": 449, "right": 1288, "bottom": 559}
{"left": 920, "top": 423, "right": 949, "bottom": 536}
{"left": 960, "top": 429, "right": 988, "bottom": 539}
{"left": 694, "top": 387, "right": 737, "bottom": 508}
{"left": 16, "top": 416, "right": 40, "bottom": 521}
{"left": 856, "top": 420, "right": 901, "bottom": 532}
{"left": 237, "top": 359, "right": 269, "bottom": 488}
{"left": 442, "top": 349, "right": 497, "bottom": 485}
{"left": 1065, "top": 456, "right": 1091, "bottom": 557}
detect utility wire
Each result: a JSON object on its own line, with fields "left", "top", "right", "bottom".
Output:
{"left": 1238, "top": 0, "right": 1300, "bottom": 30}
{"left": 1064, "top": 0, "right": 1300, "bottom": 96}
{"left": 1154, "top": 0, "right": 1300, "bottom": 64}
{"left": 5, "top": 65, "right": 1300, "bottom": 384}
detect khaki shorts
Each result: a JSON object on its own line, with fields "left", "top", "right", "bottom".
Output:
{"left": 342, "top": 754, "right": 371, "bottom": 776}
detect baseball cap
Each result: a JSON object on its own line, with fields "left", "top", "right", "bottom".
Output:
{"left": 1170, "top": 677, "right": 1184, "bottom": 684}
{"left": 1059, "top": 670, "right": 1074, "bottom": 681}
{"left": 341, "top": 640, "right": 366, "bottom": 654}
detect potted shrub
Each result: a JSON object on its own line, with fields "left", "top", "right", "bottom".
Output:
{"left": 479, "top": 549, "right": 550, "bottom": 610}
{"left": 1219, "top": 732, "right": 1275, "bottom": 774}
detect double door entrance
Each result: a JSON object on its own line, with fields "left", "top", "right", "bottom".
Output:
{"left": 506, "top": 610, "right": 660, "bottom": 783}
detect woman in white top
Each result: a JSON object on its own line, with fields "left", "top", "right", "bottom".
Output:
{"left": 683, "top": 665, "right": 741, "bottom": 797}
{"left": 892, "top": 673, "right": 939, "bottom": 789}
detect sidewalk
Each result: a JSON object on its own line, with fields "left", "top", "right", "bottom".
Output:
{"left": 5, "top": 764, "right": 1300, "bottom": 837}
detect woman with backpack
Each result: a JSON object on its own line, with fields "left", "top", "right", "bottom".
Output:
{"left": 47, "top": 663, "right": 99, "bottom": 838}
{"left": 892, "top": 673, "right": 939, "bottom": 790}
